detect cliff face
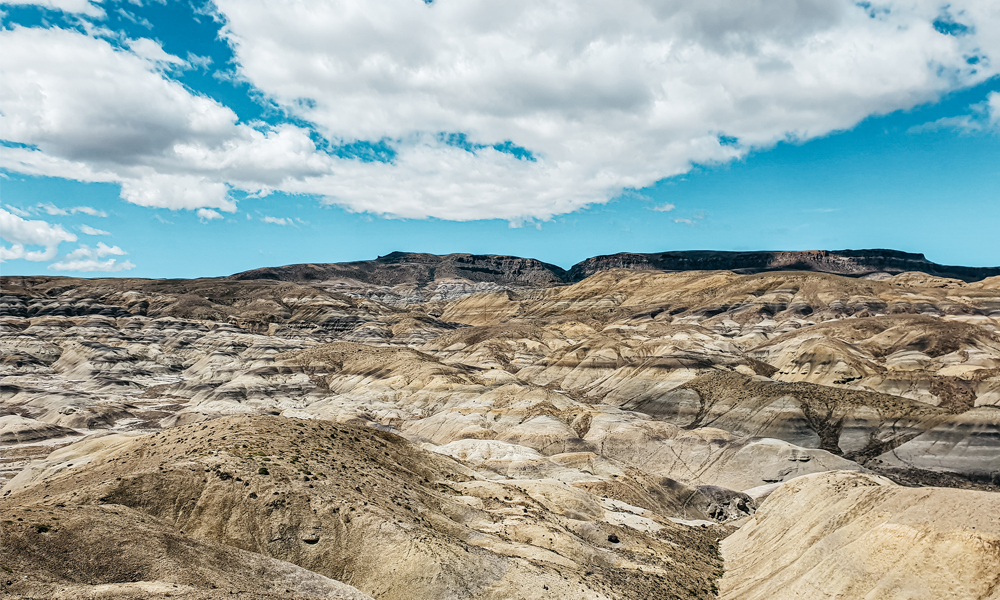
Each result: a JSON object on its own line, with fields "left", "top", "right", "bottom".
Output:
{"left": 565, "top": 250, "right": 1000, "bottom": 282}
{"left": 230, "top": 249, "right": 999, "bottom": 287}
{"left": 231, "top": 251, "right": 568, "bottom": 286}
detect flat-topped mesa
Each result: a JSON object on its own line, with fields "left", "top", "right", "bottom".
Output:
{"left": 565, "top": 249, "right": 1000, "bottom": 282}
{"left": 226, "top": 249, "right": 1000, "bottom": 288}
{"left": 229, "top": 251, "right": 568, "bottom": 287}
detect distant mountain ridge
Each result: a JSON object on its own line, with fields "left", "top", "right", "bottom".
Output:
{"left": 230, "top": 251, "right": 568, "bottom": 286}
{"left": 564, "top": 249, "right": 1000, "bottom": 282}
{"left": 230, "top": 249, "right": 1000, "bottom": 285}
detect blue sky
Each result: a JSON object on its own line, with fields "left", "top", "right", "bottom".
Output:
{"left": 1, "top": 0, "right": 998, "bottom": 277}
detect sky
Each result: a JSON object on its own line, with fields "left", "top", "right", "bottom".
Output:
{"left": 0, "top": 0, "right": 998, "bottom": 278}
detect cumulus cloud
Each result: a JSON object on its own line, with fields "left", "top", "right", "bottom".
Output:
{"left": 48, "top": 241, "right": 134, "bottom": 271}
{"left": 1, "top": 1, "right": 999, "bottom": 221}
{"left": 0, "top": 207, "right": 77, "bottom": 261}
{"left": 213, "top": 0, "right": 997, "bottom": 220}
{"left": 1, "top": 27, "right": 253, "bottom": 210}
{"left": 261, "top": 215, "right": 290, "bottom": 225}
{"left": 79, "top": 224, "right": 111, "bottom": 235}
{"left": 1, "top": 26, "right": 330, "bottom": 213}
{"left": 651, "top": 203, "right": 676, "bottom": 212}
{"left": 63, "top": 241, "right": 126, "bottom": 259}
{"left": 48, "top": 258, "right": 136, "bottom": 272}
{"left": 122, "top": 174, "right": 236, "bottom": 212}
{"left": 0, "top": 29, "right": 226, "bottom": 166}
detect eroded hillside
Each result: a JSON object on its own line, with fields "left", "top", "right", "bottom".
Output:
{"left": 2, "top": 255, "right": 999, "bottom": 599}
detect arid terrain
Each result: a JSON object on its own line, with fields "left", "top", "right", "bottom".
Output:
{"left": 2, "top": 250, "right": 999, "bottom": 599}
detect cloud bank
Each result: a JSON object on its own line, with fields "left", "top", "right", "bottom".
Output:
{"left": 0, "top": 207, "right": 78, "bottom": 261}
{"left": 47, "top": 241, "right": 136, "bottom": 272}
{"left": 1, "top": 0, "right": 997, "bottom": 222}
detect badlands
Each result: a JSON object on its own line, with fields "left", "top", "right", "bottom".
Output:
{"left": 2, "top": 249, "right": 999, "bottom": 599}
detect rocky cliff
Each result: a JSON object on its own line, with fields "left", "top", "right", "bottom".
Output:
{"left": 230, "top": 249, "right": 1000, "bottom": 288}
{"left": 566, "top": 249, "right": 1000, "bottom": 282}
{"left": 231, "top": 251, "right": 568, "bottom": 287}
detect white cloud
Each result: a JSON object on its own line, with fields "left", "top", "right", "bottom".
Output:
{"left": 261, "top": 215, "right": 290, "bottom": 225}
{"left": 50, "top": 241, "right": 134, "bottom": 271}
{"left": 39, "top": 202, "right": 69, "bottom": 216}
{"left": 0, "top": 27, "right": 327, "bottom": 214}
{"left": 211, "top": 0, "right": 997, "bottom": 220}
{"left": 0, "top": 27, "right": 246, "bottom": 208}
{"left": 908, "top": 115, "right": 979, "bottom": 134}
{"left": 71, "top": 205, "right": 108, "bottom": 217}
{"left": 196, "top": 208, "right": 223, "bottom": 221}
{"left": 48, "top": 258, "right": 136, "bottom": 272}
{"left": 673, "top": 218, "right": 696, "bottom": 226}
{"left": 38, "top": 202, "right": 108, "bottom": 217}
{"left": 1, "top": 1, "right": 999, "bottom": 221}
{"left": 117, "top": 8, "right": 153, "bottom": 29}
{"left": 0, "top": 207, "right": 77, "bottom": 261}
{"left": 4, "top": 204, "right": 32, "bottom": 217}
{"left": 79, "top": 224, "right": 110, "bottom": 235}
{"left": 909, "top": 91, "right": 1000, "bottom": 134}
{"left": 651, "top": 203, "right": 676, "bottom": 212}
{"left": 988, "top": 92, "right": 1000, "bottom": 129}
{"left": 122, "top": 174, "right": 236, "bottom": 212}
{"left": 127, "top": 37, "right": 187, "bottom": 67}
{"left": 186, "top": 52, "right": 213, "bottom": 70}
{"left": 1, "top": 0, "right": 104, "bottom": 18}
{"left": 63, "top": 241, "right": 126, "bottom": 259}
{"left": 63, "top": 241, "right": 125, "bottom": 258}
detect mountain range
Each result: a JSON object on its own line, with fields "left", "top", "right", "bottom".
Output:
{"left": 230, "top": 248, "right": 1000, "bottom": 286}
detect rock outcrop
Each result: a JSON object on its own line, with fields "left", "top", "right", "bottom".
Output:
{"left": 566, "top": 249, "right": 1000, "bottom": 282}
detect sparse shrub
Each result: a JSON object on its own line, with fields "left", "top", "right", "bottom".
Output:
{"left": 258, "top": 467, "right": 270, "bottom": 475}
{"left": 34, "top": 524, "right": 50, "bottom": 533}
